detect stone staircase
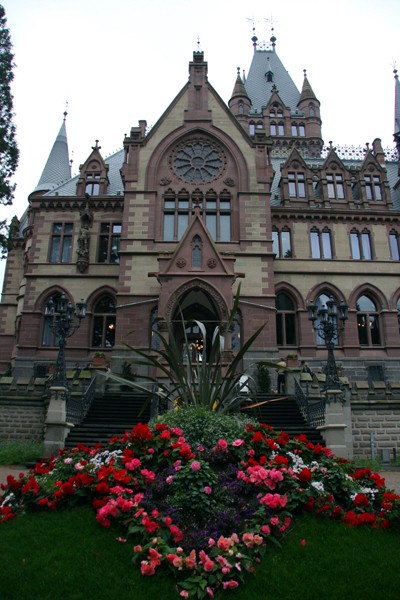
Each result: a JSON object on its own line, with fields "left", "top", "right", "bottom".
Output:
{"left": 242, "top": 394, "right": 325, "bottom": 445}
{"left": 64, "top": 392, "right": 152, "bottom": 448}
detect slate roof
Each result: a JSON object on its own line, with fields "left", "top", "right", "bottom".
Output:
{"left": 244, "top": 48, "right": 302, "bottom": 114}
{"left": 34, "top": 118, "right": 71, "bottom": 194}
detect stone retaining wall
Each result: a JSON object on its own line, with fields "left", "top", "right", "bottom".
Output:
{"left": 351, "top": 402, "right": 400, "bottom": 461}
{"left": 0, "top": 398, "right": 46, "bottom": 441}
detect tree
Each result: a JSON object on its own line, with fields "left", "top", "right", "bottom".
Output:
{"left": 0, "top": 4, "right": 19, "bottom": 257}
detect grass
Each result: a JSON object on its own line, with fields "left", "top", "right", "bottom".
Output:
{"left": 0, "top": 439, "right": 43, "bottom": 465}
{"left": 0, "top": 508, "right": 399, "bottom": 600}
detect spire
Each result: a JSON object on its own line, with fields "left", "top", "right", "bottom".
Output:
{"left": 230, "top": 67, "right": 250, "bottom": 100}
{"left": 298, "top": 69, "right": 318, "bottom": 104}
{"left": 33, "top": 112, "right": 71, "bottom": 194}
{"left": 394, "top": 68, "right": 400, "bottom": 135}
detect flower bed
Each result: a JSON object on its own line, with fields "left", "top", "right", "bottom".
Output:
{"left": 1, "top": 421, "right": 400, "bottom": 599}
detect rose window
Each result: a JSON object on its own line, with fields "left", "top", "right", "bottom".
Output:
{"left": 173, "top": 141, "right": 224, "bottom": 183}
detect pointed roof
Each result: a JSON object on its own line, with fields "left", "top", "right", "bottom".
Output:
{"left": 230, "top": 69, "right": 251, "bottom": 101}
{"left": 298, "top": 70, "right": 318, "bottom": 104}
{"left": 244, "top": 36, "right": 301, "bottom": 114}
{"left": 33, "top": 113, "right": 71, "bottom": 194}
{"left": 394, "top": 69, "right": 400, "bottom": 135}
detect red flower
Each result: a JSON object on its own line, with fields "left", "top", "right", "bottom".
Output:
{"left": 132, "top": 423, "right": 153, "bottom": 441}
{"left": 298, "top": 468, "right": 312, "bottom": 484}
{"left": 353, "top": 493, "right": 370, "bottom": 508}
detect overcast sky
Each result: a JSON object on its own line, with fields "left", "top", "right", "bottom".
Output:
{"left": 1, "top": 0, "right": 399, "bottom": 288}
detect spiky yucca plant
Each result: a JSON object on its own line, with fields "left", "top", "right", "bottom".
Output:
{"left": 102, "top": 286, "right": 265, "bottom": 413}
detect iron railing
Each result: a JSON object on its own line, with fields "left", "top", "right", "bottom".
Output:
{"left": 294, "top": 379, "right": 325, "bottom": 428}
{"left": 66, "top": 375, "right": 96, "bottom": 424}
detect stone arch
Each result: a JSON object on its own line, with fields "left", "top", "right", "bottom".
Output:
{"left": 348, "top": 283, "right": 389, "bottom": 311}
{"left": 164, "top": 279, "right": 228, "bottom": 324}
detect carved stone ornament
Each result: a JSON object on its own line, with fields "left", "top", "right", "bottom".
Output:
{"left": 223, "top": 177, "right": 235, "bottom": 187}
{"left": 76, "top": 257, "right": 89, "bottom": 273}
{"left": 207, "top": 258, "right": 217, "bottom": 269}
{"left": 176, "top": 257, "right": 187, "bottom": 268}
{"left": 160, "top": 177, "right": 172, "bottom": 186}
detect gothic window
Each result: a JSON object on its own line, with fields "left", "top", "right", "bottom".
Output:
{"left": 91, "top": 295, "right": 116, "bottom": 348}
{"left": 272, "top": 227, "right": 292, "bottom": 257}
{"left": 310, "top": 228, "right": 332, "bottom": 259}
{"left": 389, "top": 231, "right": 400, "bottom": 260}
{"left": 49, "top": 223, "right": 73, "bottom": 263}
{"left": 256, "top": 120, "right": 263, "bottom": 129}
{"left": 249, "top": 121, "right": 255, "bottom": 136}
{"left": 299, "top": 123, "right": 305, "bottom": 137}
{"left": 98, "top": 223, "right": 121, "bottom": 263}
{"left": 42, "top": 293, "right": 62, "bottom": 346}
{"left": 291, "top": 123, "right": 298, "bottom": 137}
{"left": 266, "top": 71, "right": 273, "bottom": 82}
{"left": 277, "top": 122, "right": 284, "bottom": 136}
{"left": 326, "top": 173, "right": 345, "bottom": 199}
{"left": 85, "top": 173, "right": 100, "bottom": 196}
{"left": 309, "top": 103, "right": 315, "bottom": 117}
{"left": 356, "top": 294, "right": 381, "bottom": 346}
{"left": 192, "top": 235, "right": 202, "bottom": 268}
{"left": 269, "top": 109, "right": 275, "bottom": 117}
{"left": 291, "top": 122, "right": 305, "bottom": 137}
{"left": 276, "top": 292, "right": 297, "bottom": 346}
{"left": 163, "top": 191, "right": 231, "bottom": 242}
{"left": 288, "top": 172, "right": 306, "bottom": 198}
{"left": 238, "top": 102, "right": 244, "bottom": 114}
{"left": 270, "top": 122, "right": 277, "bottom": 135}
{"left": 350, "top": 229, "right": 372, "bottom": 260}
{"left": 364, "top": 175, "right": 382, "bottom": 201}
{"left": 173, "top": 140, "right": 224, "bottom": 184}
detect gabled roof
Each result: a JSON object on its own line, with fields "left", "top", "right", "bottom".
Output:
{"left": 33, "top": 114, "right": 71, "bottom": 194}
{"left": 244, "top": 47, "right": 301, "bottom": 114}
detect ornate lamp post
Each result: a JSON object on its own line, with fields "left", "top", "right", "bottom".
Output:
{"left": 307, "top": 297, "right": 348, "bottom": 398}
{"left": 45, "top": 293, "right": 87, "bottom": 388}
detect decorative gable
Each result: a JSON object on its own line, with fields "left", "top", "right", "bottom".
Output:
{"left": 76, "top": 141, "right": 110, "bottom": 197}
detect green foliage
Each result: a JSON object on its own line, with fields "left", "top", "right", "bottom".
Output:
{"left": 103, "top": 285, "right": 266, "bottom": 413}
{"left": 0, "top": 438, "right": 42, "bottom": 464}
{"left": 0, "top": 5, "right": 19, "bottom": 257}
{"left": 169, "top": 459, "right": 218, "bottom": 521}
{"left": 255, "top": 362, "right": 272, "bottom": 393}
{"left": 151, "top": 406, "right": 257, "bottom": 450}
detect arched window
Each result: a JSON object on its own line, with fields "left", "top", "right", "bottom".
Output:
{"left": 266, "top": 71, "right": 273, "bottom": 82}
{"left": 309, "top": 103, "right": 315, "bottom": 117}
{"left": 192, "top": 235, "right": 202, "bottom": 268}
{"left": 249, "top": 121, "right": 255, "bottom": 136}
{"left": 42, "top": 293, "right": 63, "bottom": 346}
{"left": 356, "top": 294, "right": 381, "bottom": 346}
{"left": 276, "top": 292, "right": 297, "bottom": 346}
{"left": 150, "top": 307, "right": 160, "bottom": 350}
{"left": 270, "top": 122, "right": 277, "bottom": 135}
{"left": 238, "top": 102, "right": 244, "bottom": 115}
{"left": 91, "top": 295, "right": 116, "bottom": 348}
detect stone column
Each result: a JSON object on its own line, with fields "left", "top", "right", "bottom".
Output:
{"left": 43, "top": 386, "right": 73, "bottom": 457}
{"left": 317, "top": 386, "right": 353, "bottom": 459}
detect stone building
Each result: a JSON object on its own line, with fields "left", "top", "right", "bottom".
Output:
{"left": 1, "top": 32, "right": 400, "bottom": 458}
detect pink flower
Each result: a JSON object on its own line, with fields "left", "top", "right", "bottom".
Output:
{"left": 166, "top": 475, "right": 174, "bottom": 484}
{"left": 125, "top": 458, "right": 141, "bottom": 470}
{"left": 140, "top": 560, "right": 156, "bottom": 576}
{"left": 261, "top": 524, "right": 271, "bottom": 535}
{"left": 222, "top": 580, "right": 239, "bottom": 590}
{"left": 206, "top": 587, "right": 214, "bottom": 598}
{"left": 216, "top": 439, "right": 228, "bottom": 451}
{"left": 204, "top": 486, "right": 212, "bottom": 495}
{"left": 133, "top": 545, "right": 142, "bottom": 553}
{"left": 300, "top": 539, "right": 306, "bottom": 546}
{"left": 232, "top": 439, "right": 244, "bottom": 447}
{"left": 190, "top": 461, "right": 201, "bottom": 471}
{"left": 180, "top": 591, "right": 189, "bottom": 599}
{"left": 203, "top": 559, "right": 215, "bottom": 572}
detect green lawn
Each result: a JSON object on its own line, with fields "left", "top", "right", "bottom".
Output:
{"left": 0, "top": 508, "right": 399, "bottom": 600}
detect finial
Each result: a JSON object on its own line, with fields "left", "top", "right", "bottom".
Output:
{"left": 196, "top": 37, "right": 201, "bottom": 52}
{"left": 63, "top": 100, "right": 68, "bottom": 121}
{"left": 92, "top": 140, "right": 101, "bottom": 150}
{"left": 303, "top": 69, "right": 307, "bottom": 78}
{"left": 265, "top": 15, "right": 277, "bottom": 49}
{"left": 394, "top": 66, "right": 398, "bottom": 80}
{"left": 237, "top": 66, "right": 240, "bottom": 77}
{"left": 247, "top": 16, "right": 258, "bottom": 48}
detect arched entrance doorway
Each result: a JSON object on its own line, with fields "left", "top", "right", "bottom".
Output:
{"left": 171, "top": 289, "right": 221, "bottom": 362}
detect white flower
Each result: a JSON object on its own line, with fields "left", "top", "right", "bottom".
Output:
{"left": 311, "top": 481, "right": 325, "bottom": 493}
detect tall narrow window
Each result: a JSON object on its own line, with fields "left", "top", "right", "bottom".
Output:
{"left": 49, "top": 223, "right": 73, "bottom": 263}
{"left": 326, "top": 173, "right": 345, "bottom": 199}
{"left": 288, "top": 172, "right": 306, "bottom": 198}
{"left": 98, "top": 223, "right": 121, "bottom": 263}
{"left": 310, "top": 228, "right": 332, "bottom": 259}
{"left": 272, "top": 227, "right": 292, "bottom": 258}
{"left": 91, "top": 295, "right": 116, "bottom": 348}
{"left": 278, "top": 122, "right": 284, "bottom": 136}
{"left": 356, "top": 295, "right": 381, "bottom": 346}
{"left": 364, "top": 175, "right": 382, "bottom": 201}
{"left": 276, "top": 292, "right": 297, "bottom": 346}
{"left": 389, "top": 231, "right": 400, "bottom": 260}
{"left": 192, "top": 235, "right": 202, "bottom": 268}
{"left": 85, "top": 173, "right": 100, "bottom": 196}
{"left": 350, "top": 230, "right": 372, "bottom": 260}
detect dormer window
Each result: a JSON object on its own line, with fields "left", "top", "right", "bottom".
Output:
{"left": 326, "top": 173, "right": 345, "bottom": 199}
{"left": 364, "top": 175, "right": 382, "bottom": 201}
{"left": 266, "top": 71, "right": 274, "bottom": 82}
{"left": 85, "top": 173, "right": 100, "bottom": 196}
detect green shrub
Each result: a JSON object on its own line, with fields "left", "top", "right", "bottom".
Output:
{"left": 255, "top": 362, "right": 272, "bottom": 393}
{"left": 150, "top": 407, "right": 257, "bottom": 450}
